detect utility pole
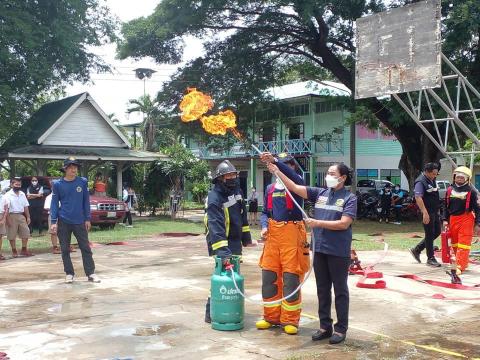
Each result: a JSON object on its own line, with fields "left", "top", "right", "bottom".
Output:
{"left": 349, "top": 115, "right": 356, "bottom": 193}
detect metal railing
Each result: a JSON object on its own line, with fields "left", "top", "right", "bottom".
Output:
{"left": 314, "top": 139, "right": 344, "bottom": 154}
{"left": 256, "top": 139, "right": 312, "bottom": 155}
{"left": 190, "top": 138, "right": 343, "bottom": 159}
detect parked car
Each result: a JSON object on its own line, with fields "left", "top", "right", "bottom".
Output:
{"left": 436, "top": 180, "right": 451, "bottom": 201}
{"left": 20, "top": 176, "right": 126, "bottom": 229}
{"left": 356, "top": 179, "right": 395, "bottom": 195}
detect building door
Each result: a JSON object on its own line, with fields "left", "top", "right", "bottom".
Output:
{"left": 239, "top": 171, "right": 248, "bottom": 198}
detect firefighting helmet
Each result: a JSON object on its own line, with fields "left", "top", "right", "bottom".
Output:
{"left": 63, "top": 157, "right": 81, "bottom": 170}
{"left": 453, "top": 166, "right": 472, "bottom": 181}
{"left": 212, "top": 160, "right": 238, "bottom": 182}
{"left": 277, "top": 152, "right": 295, "bottom": 164}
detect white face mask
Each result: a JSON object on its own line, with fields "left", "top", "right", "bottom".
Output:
{"left": 275, "top": 177, "right": 285, "bottom": 190}
{"left": 31, "top": 181, "right": 38, "bottom": 186}
{"left": 325, "top": 175, "right": 341, "bottom": 188}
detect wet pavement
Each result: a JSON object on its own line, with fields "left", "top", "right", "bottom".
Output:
{"left": 0, "top": 233, "right": 480, "bottom": 359}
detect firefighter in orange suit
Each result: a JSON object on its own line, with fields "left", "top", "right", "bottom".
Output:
{"left": 443, "top": 166, "right": 480, "bottom": 274}
{"left": 256, "top": 153, "right": 310, "bottom": 335}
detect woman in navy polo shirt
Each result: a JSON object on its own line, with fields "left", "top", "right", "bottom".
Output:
{"left": 267, "top": 161, "right": 357, "bottom": 344}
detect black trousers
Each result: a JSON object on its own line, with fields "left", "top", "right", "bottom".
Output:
{"left": 394, "top": 206, "right": 402, "bottom": 222}
{"left": 415, "top": 211, "right": 441, "bottom": 259}
{"left": 58, "top": 220, "right": 95, "bottom": 276}
{"left": 380, "top": 203, "right": 390, "bottom": 220}
{"left": 29, "top": 206, "right": 43, "bottom": 233}
{"left": 123, "top": 211, "right": 132, "bottom": 225}
{"left": 313, "top": 252, "right": 350, "bottom": 334}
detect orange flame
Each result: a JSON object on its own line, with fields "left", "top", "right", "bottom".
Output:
{"left": 179, "top": 88, "right": 246, "bottom": 139}
{"left": 179, "top": 88, "right": 214, "bottom": 122}
{"left": 200, "top": 110, "right": 236, "bottom": 136}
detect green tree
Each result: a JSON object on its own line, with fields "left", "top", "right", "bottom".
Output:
{"left": 117, "top": 0, "right": 480, "bottom": 185}
{"left": 0, "top": 0, "right": 117, "bottom": 144}
{"left": 127, "top": 95, "right": 162, "bottom": 151}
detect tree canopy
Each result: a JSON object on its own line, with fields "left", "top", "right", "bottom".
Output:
{"left": 117, "top": 0, "right": 479, "bottom": 184}
{"left": 0, "top": 0, "right": 117, "bottom": 143}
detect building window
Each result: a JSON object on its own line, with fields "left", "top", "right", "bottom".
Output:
{"left": 315, "top": 101, "right": 342, "bottom": 113}
{"left": 288, "top": 103, "right": 310, "bottom": 117}
{"left": 380, "top": 169, "right": 401, "bottom": 185}
{"left": 288, "top": 123, "right": 304, "bottom": 140}
{"left": 357, "top": 169, "right": 378, "bottom": 182}
{"left": 259, "top": 126, "right": 276, "bottom": 142}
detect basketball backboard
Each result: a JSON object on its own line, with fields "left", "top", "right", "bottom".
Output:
{"left": 355, "top": 0, "right": 441, "bottom": 99}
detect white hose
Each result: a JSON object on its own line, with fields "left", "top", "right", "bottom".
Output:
{"left": 225, "top": 145, "right": 315, "bottom": 305}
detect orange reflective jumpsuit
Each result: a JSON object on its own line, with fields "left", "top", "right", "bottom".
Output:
{"left": 259, "top": 161, "right": 309, "bottom": 327}
{"left": 444, "top": 184, "right": 480, "bottom": 272}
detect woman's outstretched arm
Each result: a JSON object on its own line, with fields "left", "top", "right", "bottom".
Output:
{"left": 267, "top": 163, "right": 308, "bottom": 199}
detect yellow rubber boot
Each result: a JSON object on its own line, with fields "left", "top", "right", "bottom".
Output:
{"left": 256, "top": 319, "right": 272, "bottom": 330}
{"left": 284, "top": 325, "right": 298, "bottom": 335}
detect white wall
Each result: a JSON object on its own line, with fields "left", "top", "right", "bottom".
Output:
{"left": 42, "top": 101, "right": 126, "bottom": 147}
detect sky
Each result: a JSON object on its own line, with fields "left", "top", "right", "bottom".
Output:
{"left": 66, "top": 0, "right": 203, "bottom": 125}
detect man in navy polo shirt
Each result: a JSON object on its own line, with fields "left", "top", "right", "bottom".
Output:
{"left": 50, "top": 157, "right": 100, "bottom": 284}
{"left": 409, "top": 162, "right": 442, "bottom": 267}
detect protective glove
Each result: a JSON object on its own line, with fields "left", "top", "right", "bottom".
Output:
{"left": 216, "top": 246, "right": 232, "bottom": 262}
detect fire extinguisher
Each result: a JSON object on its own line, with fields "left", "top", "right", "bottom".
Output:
{"left": 441, "top": 225, "right": 451, "bottom": 264}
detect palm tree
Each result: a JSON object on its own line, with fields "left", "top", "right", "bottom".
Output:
{"left": 127, "top": 95, "right": 159, "bottom": 151}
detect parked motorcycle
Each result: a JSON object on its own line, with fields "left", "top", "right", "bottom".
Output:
{"left": 356, "top": 192, "right": 381, "bottom": 220}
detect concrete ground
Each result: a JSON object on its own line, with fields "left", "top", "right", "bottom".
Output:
{"left": 0, "top": 233, "right": 480, "bottom": 360}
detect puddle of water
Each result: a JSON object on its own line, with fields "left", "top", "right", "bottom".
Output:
{"left": 144, "top": 341, "right": 171, "bottom": 350}
{"left": 150, "top": 310, "right": 188, "bottom": 318}
{"left": 133, "top": 324, "right": 176, "bottom": 336}
{"left": 0, "top": 290, "right": 24, "bottom": 306}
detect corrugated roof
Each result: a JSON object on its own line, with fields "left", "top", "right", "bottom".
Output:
{"left": 2, "top": 145, "right": 165, "bottom": 161}
{"left": 1, "top": 93, "right": 86, "bottom": 150}
{"left": 265, "top": 80, "right": 351, "bottom": 100}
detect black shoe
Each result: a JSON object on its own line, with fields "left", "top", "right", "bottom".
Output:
{"left": 312, "top": 329, "right": 332, "bottom": 341}
{"left": 409, "top": 248, "right": 421, "bottom": 263}
{"left": 205, "top": 298, "right": 211, "bottom": 323}
{"left": 329, "top": 332, "right": 346, "bottom": 344}
{"left": 426, "top": 258, "right": 441, "bottom": 267}
{"left": 205, "top": 312, "right": 211, "bottom": 323}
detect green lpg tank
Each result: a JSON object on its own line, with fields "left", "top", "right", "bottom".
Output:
{"left": 210, "top": 255, "right": 244, "bottom": 331}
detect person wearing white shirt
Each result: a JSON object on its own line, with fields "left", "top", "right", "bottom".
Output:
{"left": 44, "top": 193, "right": 60, "bottom": 254}
{"left": 0, "top": 194, "right": 7, "bottom": 260}
{"left": 5, "top": 178, "right": 32, "bottom": 257}
{"left": 122, "top": 185, "right": 137, "bottom": 228}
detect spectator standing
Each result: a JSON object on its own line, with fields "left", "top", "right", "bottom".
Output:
{"left": 248, "top": 187, "right": 259, "bottom": 225}
{"left": 409, "top": 162, "right": 442, "bottom": 267}
{"left": 50, "top": 157, "right": 100, "bottom": 283}
{"left": 391, "top": 185, "right": 405, "bottom": 225}
{"left": 122, "top": 185, "right": 137, "bottom": 228}
{"left": 44, "top": 193, "right": 61, "bottom": 254}
{"left": 93, "top": 172, "right": 107, "bottom": 197}
{"left": 0, "top": 194, "right": 7, "bottom": 260}
{"left": 27, "top": 176, "right": 45, "bottom": 235}
{"left": 378, "top": 184, "right": 393, "bottom": 223}
{"left": 4, "top": 178, "right": 33, "bottom": 257}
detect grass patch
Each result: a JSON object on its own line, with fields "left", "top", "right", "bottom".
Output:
{"left": 7, "top": 217, "right": 205, "bottom": 253}
{"left": 7, "top": 217, "right": 480, "bottom": 254}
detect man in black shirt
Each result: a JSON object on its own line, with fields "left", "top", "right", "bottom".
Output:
{"left": 409, "top": 163, "right": 441, "bottom": 267}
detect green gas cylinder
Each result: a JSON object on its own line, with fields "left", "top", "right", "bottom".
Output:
{"left": 210, "top": 256, "right": 244, "bottom": 331}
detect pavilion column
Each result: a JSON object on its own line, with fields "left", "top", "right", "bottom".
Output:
{"left": 9, "top": 159, "right": 16, "bottom": 177}
{"left": 116, "top": 161, "right": 123, "bottom": 200}
{"left": 36, "top": 159, "right": 47, "bottom": 176}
